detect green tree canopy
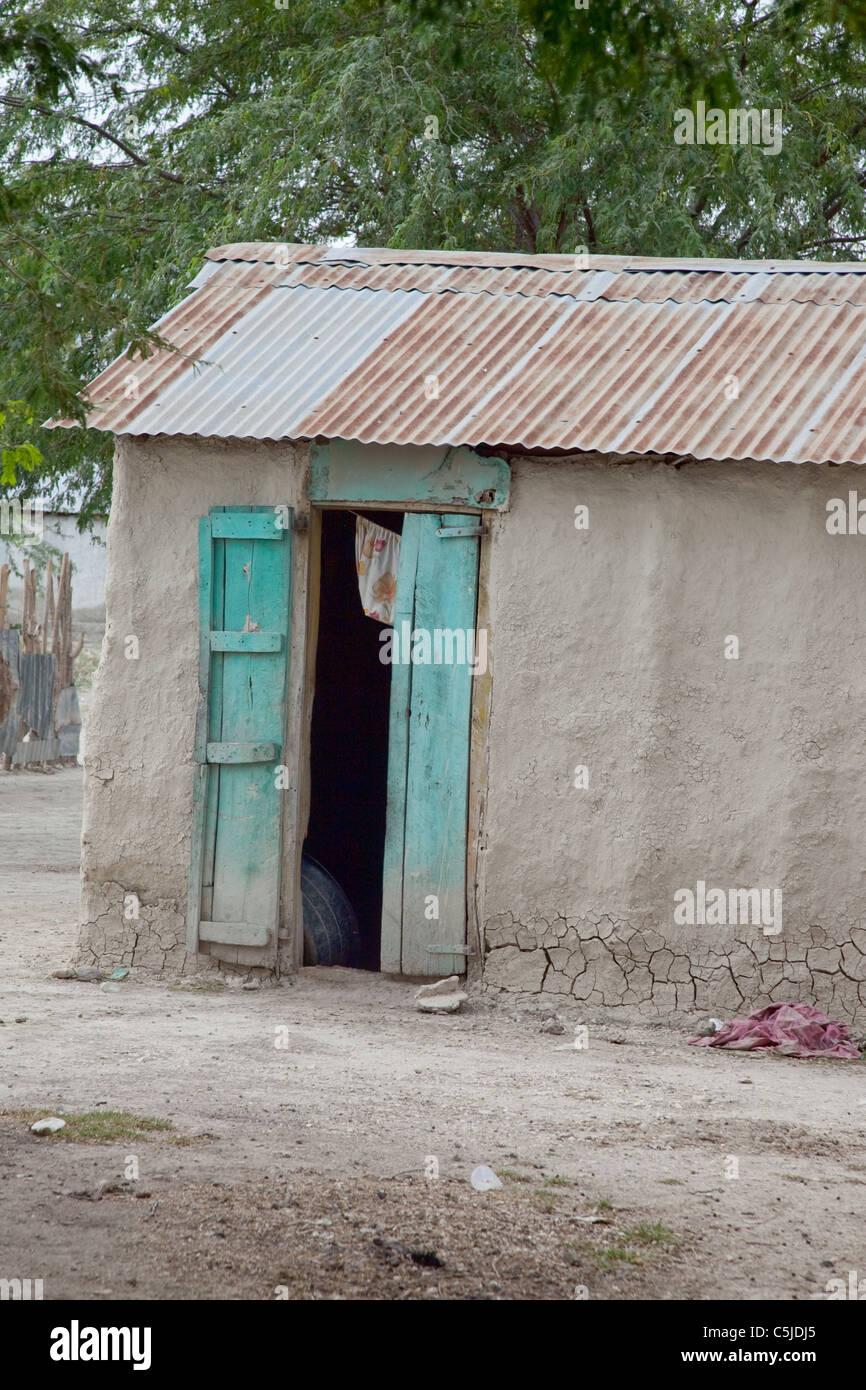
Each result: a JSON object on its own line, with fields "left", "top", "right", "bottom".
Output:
{"left": 1, "top": 0, "right": 864, "bottom": 517}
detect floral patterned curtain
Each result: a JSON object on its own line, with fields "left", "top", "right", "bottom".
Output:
{"left": 354, "top": 516, "right": 400, "bottom": 624}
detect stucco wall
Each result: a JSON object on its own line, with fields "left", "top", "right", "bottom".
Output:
{"left": 479, "top": 454, "right": 866, "bottom": 1024}
{"left": 79, "top": 434, "right": 310, "bottom": 976}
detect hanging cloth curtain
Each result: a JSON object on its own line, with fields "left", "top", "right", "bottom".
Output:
{"left": 354, "top": 516, "right": 401, "bottom": 624}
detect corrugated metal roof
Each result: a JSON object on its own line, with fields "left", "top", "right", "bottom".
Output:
{"left": 256, "top": 261, "right": 866, "bottom": 305}
{"left": 49, "top": 242, "right": 866, "bottom": 464}
{"left": 206, "top": 243, "right": 866, "bottom": 274}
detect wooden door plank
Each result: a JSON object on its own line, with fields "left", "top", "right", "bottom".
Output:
{"left": 188, "top": 517, "right": 213, "bottom": 951}
{"left": 310, "top": 441, "right": 510, "bottom": 510}
{"left": 209, "top": 511, "right": 291, "bottom": 949}
{"left": 211, "top": 513, "right": 284, "bottom": 539}
{"left": 206, "top": 740, "right": 280, "bottom": 764}
{"left": 209, "top": 631, "right": 283, "bottom": 653}
{"left": 200, "top": 520, "right": 225, "bottom": 924}
{"left": 465, "top": 526, "right": 493, "bottom": 982}
{"left": 190, "top": 507, "right": 292, "bottom": 961}
{"left": 199, "top": 920, "right": 270, "bottom": 947}
{"left": 379, "top": 516, "right": 421, "bottom": 973}
{"left": 400, "top": 513, "right": 478, "bottom": 976}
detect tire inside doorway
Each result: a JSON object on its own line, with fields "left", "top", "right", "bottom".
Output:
{"left": 301, "top": 854, "right": 361, "bottom": 966}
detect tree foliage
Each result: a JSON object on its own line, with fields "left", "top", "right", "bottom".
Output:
{"left": 0, "top": 0, "right": 864, "bottom": 517}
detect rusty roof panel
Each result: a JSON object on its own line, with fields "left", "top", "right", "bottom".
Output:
{"left": 285, "top": 260, "right": 597, "bottom": 299}
{"left": 294, "top": 297, "right": 866, "bottom": 461}
{"left": 78, "top": 285, "right": 422, "bottom": 440}
{"left": 207, "top": 242, "right": 866, "bottom": 274}
{"left": 206, "top": 242, "right": 328, "bottom": 265}
{"left": 207, "top": 244, "right": 866, "bottom": 303}
{"left": 597, "top": 269, "right": 866, "bottom": 305}
{"left": 50, "top": 243, "right": 866, "bottom": 464}
{"left": 279, "top": 261, "right": 866, "bottom": 305}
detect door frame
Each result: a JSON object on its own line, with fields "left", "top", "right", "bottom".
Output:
{"left": 294, "top": 439, "right": 509, "bottom": 977}
{"left": 300, "top": 499, "right": 487, "bottom": 975}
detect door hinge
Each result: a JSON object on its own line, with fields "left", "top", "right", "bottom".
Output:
{"left": 436, "top": 526, "right": 483, "bottom": 538}
{"left": 427, "top": 944, "right": 472, "bottom": 954}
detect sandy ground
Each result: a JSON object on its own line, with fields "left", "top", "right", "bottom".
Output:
{"left": 1, "top": 768, "right": 865, "bottom": 1301}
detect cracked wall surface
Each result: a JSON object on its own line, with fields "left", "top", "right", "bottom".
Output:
{"left": 78, "top": 435, "right": 309, "bottom": 977}
{"left": 478, "top": 454, "right": 866, "bottom": 1025}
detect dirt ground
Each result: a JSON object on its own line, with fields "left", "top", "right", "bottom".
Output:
{"left": 1, "top": 768, "right": 865, "bottom": 1301}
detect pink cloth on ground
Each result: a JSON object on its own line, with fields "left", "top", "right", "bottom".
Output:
{"left": 689, "top": 1002, "right": 860, "bottom": 1059}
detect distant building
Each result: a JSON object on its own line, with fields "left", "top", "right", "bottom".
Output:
{"left": 0, "top": 511, "right": 106, "bottom": 612}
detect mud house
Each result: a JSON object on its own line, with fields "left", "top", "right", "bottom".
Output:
{"left": 47, "top": 243, "right": 866, "bottom": 1023}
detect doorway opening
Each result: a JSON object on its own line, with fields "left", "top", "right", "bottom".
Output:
{"left": 304, "top": 507, "right": 403, "bottom": 970}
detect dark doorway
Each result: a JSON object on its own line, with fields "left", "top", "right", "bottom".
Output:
{"left": 304, "top": 508, "right": 403, "bottom": 969}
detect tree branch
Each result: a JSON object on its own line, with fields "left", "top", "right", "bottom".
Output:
{"left": 514, "top": 183, "right": 540, "bottom": 252}
{"left": 80, "top": 20, "right": 239, "bottom": 101}
{"left": 0, "top": 93, "right": 188, "bottom": 188}
{"left": 798, "top": 233, "right": 866, "bottom": 250}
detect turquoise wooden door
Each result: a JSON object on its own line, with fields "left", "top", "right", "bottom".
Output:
{"left": 188, "top": 506, "right": 292, "bottom": 959}
{"left": 381, "top": 513, "right": 479, "bottom": 975}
